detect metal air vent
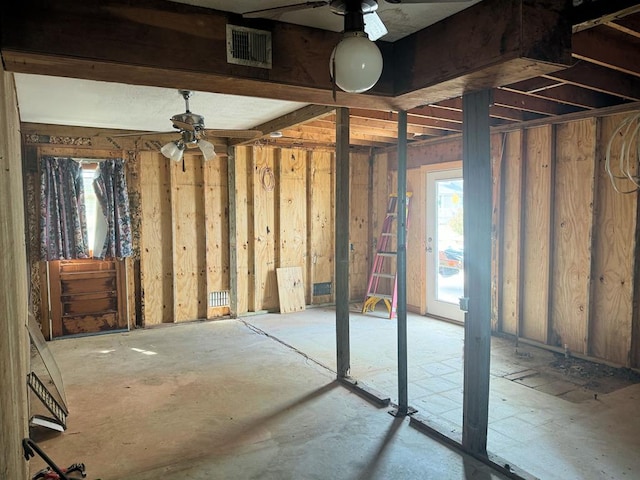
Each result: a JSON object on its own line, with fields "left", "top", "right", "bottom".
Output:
{"left": 226, "top": 25, "right": 272, "bottom": 69}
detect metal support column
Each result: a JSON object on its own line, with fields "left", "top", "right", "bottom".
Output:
{"left": 395, "top": 110, "right": 409, "bottom": 415}
{"left": 336, "top": 107, "right": 351, "bottom": 378}
{"left": 461, "top": 89, "right": 492, "bottom": 454}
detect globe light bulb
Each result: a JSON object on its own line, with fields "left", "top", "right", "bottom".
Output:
{"left": 330, "top": 31, "right": 383, "bottom": 93}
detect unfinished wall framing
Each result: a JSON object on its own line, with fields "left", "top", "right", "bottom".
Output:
{"left": 385, "top": 109, "right": 640, "bottom": 368}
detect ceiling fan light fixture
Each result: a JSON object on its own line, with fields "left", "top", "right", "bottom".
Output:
{"left": 197, "top": 139, "right": 217, "bottom": 161}
{"left": 330, "top": 31, "right": 383, "bottom": 94}
{"left": 161, "top": 140, "right": 185, "bottom": 162}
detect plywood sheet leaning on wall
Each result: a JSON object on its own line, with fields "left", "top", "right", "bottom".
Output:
{"left": 172, "top": 155, "right": 207, "bottom": 322}
{"left": 204, "top": 156, "right": 230, "bottom": 318}
{"left": 350, "top": 152, "right": 371, "bottom": 301}
{"left": 590, "top": 113, "right": 638, "bottom": 365}
{"left": 276, "top": 266, "right": 306, "bottom": 313}
{"left": 252, "top": 146, "right": 278, "bottom": 311}
{"left": 278, "top": 148, "right": 308, "bottom": 300}
{"left": 308, "top": 150, "right": 334, "bottom": 304}
{"left": 521, "top": 125, "right": 553, "bottom": 343}
{"left": 550, "top": 119, "right": 596, "bottom": 354}
{"left": 139, "top": 151, "right": 174, "bottom": 325}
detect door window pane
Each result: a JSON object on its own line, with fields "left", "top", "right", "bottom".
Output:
{"left": 435, "top": 178, "right": 464, "bottom": 304}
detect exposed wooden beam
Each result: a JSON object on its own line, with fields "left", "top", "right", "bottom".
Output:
{"left": 606, "top": 14, "right": 640, "bottom": 39}
{"left": 487, "top": 106, "right": 545, "bottom": 122}
{"left": 573, "top": 26, "right": 640, "bottom": 77}
{"left": 230, "top": 104, "right": 335, "bottom": 146}
{"left": 407, "top": 105, "right": 463, "bottom": 123}
{"left": 1, "top": 0, "right": 572, "bottom": 111}
{"left": 536, "top": 84, "right": 626, "bottom": 109}
{"left": 279, "top": 123, "right": 401, "bottom": 146}
{"left": 393, "top": 0, "right": 572, "bottom": 106}
{"left": 505, "top": 76, "right": 564, "bottom": 94}
{"left": 502, "top": 84, "right": 625, "bottom": 109}
{"left": 20, "top": 122, "right": 231, "bottom": 155}
{"left": 350, "top": 109, "right": 462, "bottom": 132}
{"left": 319, "top": 116, "right": 446, "bottom": 138}
{"left": 543, "top": 61, "right": 640, "bottom": 101}
{"left": 493, "top": 89, "right": 583, "bottom": 116}
{"left": 573, "top": 1, "right": 640, "bottom": 32}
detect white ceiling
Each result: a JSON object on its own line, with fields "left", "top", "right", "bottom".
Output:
{"left": 172, "top": 0, "right": 481, "bottom": 42}
{"left": 14, "top": 1, "right": 480, "bottom": 132}
{"left": 15, "top": 73, "right": 307, "bottom": 132}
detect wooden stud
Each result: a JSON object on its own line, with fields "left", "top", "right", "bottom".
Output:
{"left": 550, "top": 119, "right": 597, "bottom": 354}
{"left": 228, "top": 148, "right": 238, "bottom": 318}
{"left": 0, "top": 68, "right": 30, "bottom": 480}
{"left": 520, "top": 125, "right": 553, "bottom": 343}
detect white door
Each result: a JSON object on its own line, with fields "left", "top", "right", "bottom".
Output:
{"left": 426, "top": 169, "right": 464, "bottom": 322}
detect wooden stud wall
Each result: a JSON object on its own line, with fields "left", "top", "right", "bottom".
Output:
{"left": 406, "top": 167, "right": 426, "bottom": 313}
{"left": 233, "top": 147, "right": 251, "bottom": 314}
{"left": 278, "top": 148, "right": 308, "bottom": 300}
{"left": 204, "top": 156, "right": 230, "bottom": 318}
{"left": 520, "top": 125, "right": 554, "bottom": 343}
{"left": 307, "top": 150, "right": 335, "bottom": 305}
{"left": 380, "top": 110, "right": 640, "bottom": 367}
{"left": 139, "top": 151, "right": 173, "bottom": 325}
{"left": 252, "top": 147, "right": 279, "bottom": 311}
{"left": 350, "top": 152, "right": 371, "bottom": 301}
{"left": 0, "top": 69, "right": 29, "bottom": 480}
{"left": 498, "top": 130, "right": 524, "bottom": 336}
{"left": 494, "top": 114, "right": 639, "bottom": 366}
{"left": 590, "top": 114, "right": 638, "bottom": 365}
{"left": 550, "top": 119, "right": 596, "bottom": 354}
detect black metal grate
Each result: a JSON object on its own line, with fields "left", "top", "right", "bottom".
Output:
{"left": 226, "top": 25, "right": 272, "bottom": 69}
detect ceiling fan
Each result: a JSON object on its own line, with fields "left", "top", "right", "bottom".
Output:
{"left": 243, "top": 0, "right": 471, "bottom": 41}
{"left": 243, "top": 0, "right": 471, "bottom": 94}
{"left": 118, "top": 89, "right": 263, "bottom": 162}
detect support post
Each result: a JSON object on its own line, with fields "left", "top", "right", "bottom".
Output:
{"left": 227, "top": 147, "right": 238, "bottom": 318}
{"left": 335, "top": 107, "right": 350, "bottom": 378}
{"left": 396, "top": 110, "right": 409, "bottom": 414}
{"left": 462, "top": 89, "right": 492, "bottom": 454}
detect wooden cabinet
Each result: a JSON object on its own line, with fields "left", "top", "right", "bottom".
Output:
{"left": 48, "top": 259, "right": 128, "bottom": 338}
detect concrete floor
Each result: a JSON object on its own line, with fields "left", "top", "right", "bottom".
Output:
{"left": 29, "top": 309, "right": 640, "bottom": 480}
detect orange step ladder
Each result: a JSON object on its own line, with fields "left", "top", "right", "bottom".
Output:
{"left": 362, "top": 193, "right": 411, "bottom": 318}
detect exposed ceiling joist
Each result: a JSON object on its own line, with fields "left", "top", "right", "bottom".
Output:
{"left": 542, "top": 61, "right": 640, "bottom": 101}
{"left": 231, "top": 104, "right": 335, "bottom": 146}
{"left": 573, "top": 26, "right": 640, "bottom": 77}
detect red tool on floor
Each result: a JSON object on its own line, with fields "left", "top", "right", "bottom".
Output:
{"left": 23, "top": 438, "right": 87, "bottom": 480}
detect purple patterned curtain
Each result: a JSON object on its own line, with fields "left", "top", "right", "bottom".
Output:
{"left": 93, "top": 158, "right": 133, "bottom": 259}
{"left": 39, "top": 156, "right": 90, "bottom": 260}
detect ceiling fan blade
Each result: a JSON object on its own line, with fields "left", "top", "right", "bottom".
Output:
{"left": 364, "top": 12, "right": 388, "bottom": 41}
{"left": 243, "top": 1, "right": 330, "bottom": 19}
{"left": 203, "top": 129, "right": 263, "bottom": 138}
{"left": 108, "top": 131, "right": 177, "bottom": 138}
